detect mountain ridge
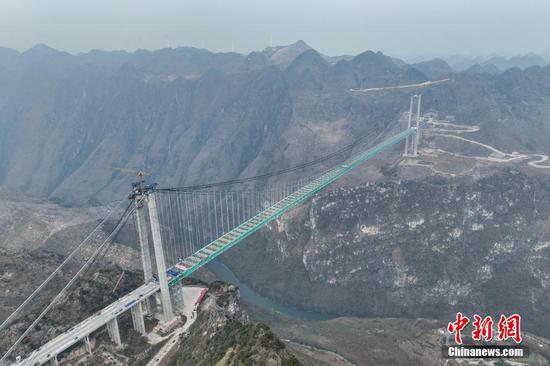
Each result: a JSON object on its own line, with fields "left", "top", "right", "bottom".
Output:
{"left": 1, "top": 43, "right": 550, "bottom": 204}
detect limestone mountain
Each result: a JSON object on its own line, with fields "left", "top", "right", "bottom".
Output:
{"left": 1, "top": 43, "right": 550, "bottom": 209}
{"left": 411, "top": 58, "right": 454, "bottom": 79}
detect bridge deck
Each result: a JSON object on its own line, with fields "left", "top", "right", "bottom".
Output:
{"left": 11, "top": 127, "right": 415, "bottom": 365}
{"left": 167, "top": 127, "right": 416, "bottom": 285}
{"left": 16, "top": 282, "right": 159, "bottom": 366}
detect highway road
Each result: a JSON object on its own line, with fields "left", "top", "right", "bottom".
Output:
{"left": 15, "top": 282, "right": 160, "bottom": 366}
{"left": 349, "top": 78, "right": 451, "bottom": 93}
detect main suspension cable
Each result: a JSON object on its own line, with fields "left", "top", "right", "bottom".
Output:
{"left": 157, "top": 126, "right": 381, "bottom": 192}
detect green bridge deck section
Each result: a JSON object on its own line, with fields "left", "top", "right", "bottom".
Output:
{"left": 167, "top": 127, "right": 416, "bottom": 286}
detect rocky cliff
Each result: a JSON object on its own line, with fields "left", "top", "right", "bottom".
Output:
{"left": 221, "top": 167, "right": 550, "bottom": 338}
{"left": 170, "top": 282, "right": 301, "bottom": 366}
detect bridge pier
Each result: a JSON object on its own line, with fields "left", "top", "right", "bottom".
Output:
{"left": 106, "top": 318, "right": 122, "bottom": 347}
{"left": 131, "top": 301, "right": 146, "bottom": 335}
{"left": 171, "top": 282, "right": 185, "bottom": 314}
{"left": 49, "top": 356, "right": 59, "bottom": 366}
{"left": 84, "top": 335, "right": 93, "bottom": 355}
{"left": 147, "top": 194, "right": 175, "bottom": 323}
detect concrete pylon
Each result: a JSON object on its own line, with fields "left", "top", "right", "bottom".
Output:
{"left": 404, "top": 94, "right": 422, "bottom": 157}
{"left": 147, "top": 193, "right": 175, "bottom": 323}
{"left": 84, "top": 335, "right": 93, "bottom": 354}
{"left": 413, "top": 94, "right": 422, "bottom": 156}
{"left": 135, "top": 198, "right": 153, "bottom": 282}
{"left": 106, "top": 318, "right": 122, "bottom": 346}
{"left": 404, "top": 95, "right": 414, "bottom": 156}
{"left": 135, "top": 197, "right": 154, "bottom": 313}
{"left": 170, "top": 282, "right": 185, "bottom": 314}
{"left": 49, "top": 356, "right": 59, "bottom": 366}
{"left": 131, "top": 301, "right": 147, "bottom": 335}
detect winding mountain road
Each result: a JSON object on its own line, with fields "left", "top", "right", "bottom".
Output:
{"left": 425, "top": 120, "right": 550, "bottom": 169}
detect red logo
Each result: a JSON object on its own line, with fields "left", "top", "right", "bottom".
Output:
{"left": 447, "top": 312, "right": 470, "bottom": 344}
{"left": 472, "top": 315, "right": 494, "bottom": 342}
{"left": 448, "top": 313, "right": 522, "bottom": 345}
{"left": 498, "top": 314, "right": 522, "bottom": 343}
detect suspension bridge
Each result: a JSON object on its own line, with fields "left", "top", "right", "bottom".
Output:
{"left": 0, "top": 96, "right": 424, "bottom": 366}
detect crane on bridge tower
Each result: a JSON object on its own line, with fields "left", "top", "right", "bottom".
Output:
{"left": 111, "top": 167, "right": 154, "bottom": 199}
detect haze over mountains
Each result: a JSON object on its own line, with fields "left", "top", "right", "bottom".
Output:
{"left": 409, "top": 53, "right": 549, "bottom": 73}
{"left": 1, "top": 40, "right": 550, "bottom": 206}
{"left": 3, "top": 40, "right": 550, "bottom": 364}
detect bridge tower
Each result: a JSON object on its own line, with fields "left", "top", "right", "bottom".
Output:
{"left": 134, "top": 191, "right": 154, "bottom": 314}
{"left": 404, "top": 94, "right": 422, "bottom": 157}
{"left": 129, "top": 173, "right": 175, "bottom": 324}
{"left": 146, "top": 193, "right": 176, "bottom": 323}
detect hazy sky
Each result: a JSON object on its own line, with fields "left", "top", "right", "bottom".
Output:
{"left": 1, "top": 0, "right": 549, "bottom": 59}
